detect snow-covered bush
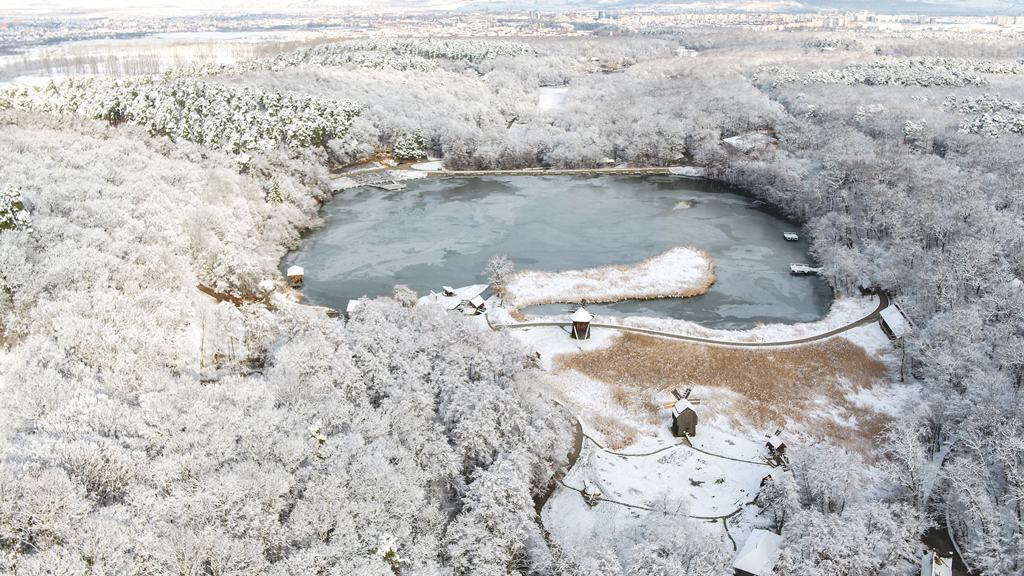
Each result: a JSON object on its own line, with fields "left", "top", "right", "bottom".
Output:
{"left": 0, "top": 184, "right": 32, "bottom": 233}
{"left": 392, "top": 130, "right": 428, "bottom": 161}
{"left": 944, "top": 94, "right": 1024, "bottom": 136}
{"left": 392, "top": 284, "right": 418, "bottom": 307}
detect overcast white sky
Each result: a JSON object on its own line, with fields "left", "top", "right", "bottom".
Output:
{"left": 5, "top": 0, "right": 1020, "bottom": 17}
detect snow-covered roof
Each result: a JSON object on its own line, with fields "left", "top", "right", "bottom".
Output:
{"left": 671, "top": 399, "right": 696, "bottom": 417}
{"left": 921, "top": 551, "right": 953, "bottom": 576}
{"left": 783, "top": 232, "right": 800, "bottom": 240}
{"left": 733, "top": 529, "right": 782, "bottom": 576}
{"left": 346, "top": 299, "right": 363, "bottom": 314}
{"left": 879, "top": 304, "right": 912, "bottom": 338}
{"left": 468, "top": 295, "right": 486, "bottom": 308}
{"left": 286, "top": 265, "right": 304, "bottom": 277}
{"left": 417, "top": 284, "right": 488, "bottom": 311}
{"left": 571, "top": 307, "right": 593, "bottom": 323}
{"left": 442, "top": 285, "right": 455, "bottom": 294}
{"left": 767, "top": 435, "right": 785, "bottom": 450}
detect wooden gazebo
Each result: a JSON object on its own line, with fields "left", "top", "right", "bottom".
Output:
{"left": 570, "top": 306, "right": 593, "bottom": 340}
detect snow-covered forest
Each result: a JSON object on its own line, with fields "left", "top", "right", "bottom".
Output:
{"left": 2, "top": 22, "right": 1024, "bottom": 576}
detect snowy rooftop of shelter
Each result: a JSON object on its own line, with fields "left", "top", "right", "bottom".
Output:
{"left": 766, "top": 435, "right": 785, "bottom": 449}
{"left": 346, "top": 299, "right": 363, "bottom": 314}
{"left": 570, "top": 307, "right": 593, "bottom": 323}
{"left": 468, "top": 295, "right": 486, "bottom": 308}
{"left": 417, "top": 284, "right": 488, "bottom": 311}
{"left": 879, "top": 304, "right": 912, "bottom": 337}
{"left": 921, "top": 551, "right": 953, "bottom": 576}
{"left": 286, "top": 265, "right": 304, "bottom": 276}
{"left": 671, "top": 398, "right": 696, "bottom": 417}
{"left": 733, "top": 529, "right": 782, "bottom": 576}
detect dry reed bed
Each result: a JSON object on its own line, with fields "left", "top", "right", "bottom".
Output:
{"left": 555, "top": 333, "right": 890, "bottom": 454}
{"left": 503, "top": 246, "right": 716, "bottom": 309}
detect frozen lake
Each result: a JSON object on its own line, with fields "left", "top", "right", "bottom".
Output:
{"left": 285, "top": 175, "right": 833, "bottom": 328}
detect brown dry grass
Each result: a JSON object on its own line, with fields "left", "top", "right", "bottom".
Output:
{"left": 555, "top": 333, "right": 890, "bottom": 455}
{"left": 590, "top": 414, "right": 641, "bottom": 450}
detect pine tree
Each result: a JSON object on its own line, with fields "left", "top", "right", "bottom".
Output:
{"left": 0, "top": 185, "right": 32, "bottom": 233}
{"left": 267, "top": 180, "right": 284, "bottom": 204}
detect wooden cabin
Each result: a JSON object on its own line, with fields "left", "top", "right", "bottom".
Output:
{"left": 461, "top": 295, "right": 487, "bottom": 315}
{"left": 920, "top": 550, "right": 953, "bottom": 576}
{"left": 286, "top": 265, "right": 304, "bottom": 287}
{"left": 733, "top": 530, "right": 782, "bottom": 576}
{"left": 570, "top": 306, "right": 593, "bottom": 340}
{"left": 766, "top": 434, "right": 787, "bottom": 458}
{"left": 879, "top": 302, "right": 913, "bottom": 340}
{"left": 442, "top": 285, "right": 456, "bottom": 297}
{"left": 672, "top": 399, "right": 698, "bottom": 437}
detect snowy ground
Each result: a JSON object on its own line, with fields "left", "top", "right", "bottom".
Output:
{"left": 537, "top": 85, "right": 569, "bottom": 113}
{"left": 541, "top": 410, "right": 774, "bottom": 553}
{"left": 410, "top": 160, "right": 445, "bottom": 171}
{"left": 563, "top": 441, "right": 769, "bottom": 517}
{"left": 669, "top": 166, "right": 708, "bottom": 178}
{"left": 503, "top": 246, "right": 715, "bottom": 309}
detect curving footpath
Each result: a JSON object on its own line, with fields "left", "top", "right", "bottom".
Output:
{"left": 493, "top": 293, "right": 889, "bottom": 348}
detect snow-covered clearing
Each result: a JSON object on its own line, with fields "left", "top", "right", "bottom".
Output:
{"left": 537, "top": 85, "right": 569, "bottom": 113}
{"left": 508, "top": 328, "right": 619, "bottom": 371}
{"left": 564, "top": 441, "right": 767, "bottom": 517}
{"left": 410, "top": 160, "right": 445, "bottom": 171}
{"left": 541, "top": 414, "right": 772, "bottom": 553}
{"left": 503, "top": 246, "right": 715, "bottom": 309}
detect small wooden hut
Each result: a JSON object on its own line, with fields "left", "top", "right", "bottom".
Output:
{"left": 879, "top": 302, "right": 913, "bottom": 340}
{"left": 286, "top": 265, "right": 304, "bottom": 287}
{"left": 461, "top": 295, "right": 487, "bottom": 315}
{"left": 570, "top": 307, "right": 593, "bottom": 340}
{"left": 766, "top": 434, "right": 786, "bottom": 458}
{"left": 733, "top": 529, "right": 782, "bottom": 576}
{"left": 672, "top": 399, "right": 698, "bottom": 437}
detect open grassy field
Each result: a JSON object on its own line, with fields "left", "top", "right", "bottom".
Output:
{"left": 555, "top": 333, "right": 890, "bottom": 453}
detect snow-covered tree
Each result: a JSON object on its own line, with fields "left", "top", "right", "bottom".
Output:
{"left": 628, "top": 499, "right": 732, "bottom": 576}
{"left": 392, "top": 284, "right": 418, "bottom": 307}
{"left": 392, "top": 130, "right": 429, "bottom": 161}
{"left": 0, "top": 184, "right": 32, "bottom": 233}
{"left": 484, "top": 255, "right": 515, "bottom": 295}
